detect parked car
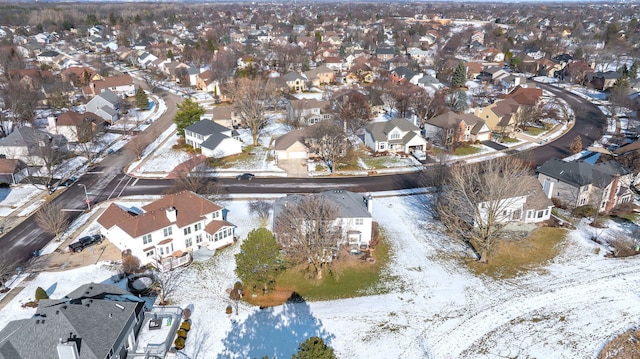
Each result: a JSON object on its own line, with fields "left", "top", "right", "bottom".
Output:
{"left": 60, "top": 176, "right": 78, "bottom": 187}
{"left": 69, "top": 234, "right": 104, "bottom": 253}
{"left": 236, "top": 173, "right": 255, "bottom": 181}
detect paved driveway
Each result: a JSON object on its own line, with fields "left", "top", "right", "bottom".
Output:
{"left": 481, "top": 140, "right": 508, "bottom": 151}
{"left": 277, "top": 159, "right": 308, "bottom": 177}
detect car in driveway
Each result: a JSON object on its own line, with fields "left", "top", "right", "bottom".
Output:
{"left": 236, "top": 173, "right": 255, "bottom": 181}
{"left": 69, "top": 234, "right": 104, "bottom": 253}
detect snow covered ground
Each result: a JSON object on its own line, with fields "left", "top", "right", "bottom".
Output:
{"left": 1, "top": 194, "right": 638, "bottom": 359}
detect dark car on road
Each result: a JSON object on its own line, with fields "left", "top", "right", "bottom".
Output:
{"left": 69, "top": 234, "right": 104, "bottom": 253}
{"left": 236, "top": 173, "right": 255, "bottom": 180}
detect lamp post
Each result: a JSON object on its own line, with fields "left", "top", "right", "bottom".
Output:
{"left": 78, "top": 184, "right": 90, "bottom": 211}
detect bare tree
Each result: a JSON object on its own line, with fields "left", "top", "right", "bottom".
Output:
{"left": 0, "top": 79, "right": 40, "bottom": 135}
{"left": 330, "top": 90, "right": 372, "bottom": 134}
{"left": 437, "top": 156, "right": 532, "bottom": 263}
{"left": 0, "top": 256, "right": 18, "bottom": 290}
{"left": 305, "top": 121, "right": 350, "bottom": 173}
{"left": 249, "top": 200, "right": 271, "bottom": 227}
{"left": 164, "top": 169, "right": 224, "bottom": 201}
{"left": 35, "top": 202, "right": 69, "bottom": 240}
{"left": 153, "top": 264, "right": 186, "bottom": 306}
{"left": 274, "top": 194, "right": 341, "bottom": 279}
{"left": 228, "top": 78, "right": 278, "bottom": 146}
{"left": 411, "top": 89, "right": 447, "bottom": 128}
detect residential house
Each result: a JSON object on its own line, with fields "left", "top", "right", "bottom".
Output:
{"left": 587, "top": 71, "right": 620, "bottom": 91}
{"left": 85, "top": 89, "right": 122, "bottom": 123}
{"left": 497, "top": 85, "right": 543, "bottom": 106}
{"left": 477, "top": 176, "right": 554, "bottom": 225}
{"left": 0, "top": 126, "right": 68, "bottom": 167}
{"left": 8, "top": 68, "right": 53, "bottom": 91}
{"left": 86, "top": 74, "right": 136, "bottom": 98}
{"left": 364, "top": 118, "right": 428, "bottom": 154}
{"left": 323, "top": 57, "right": 346, "bottom": 72}
{"left": 286, "top": 98, "right": 332, "bottom": 126}
{"left": 49, "top": 111, "right": 106, "bottom": 143}
{"left": 273, "top": 190, "right": 374, "bottom": 251}
{"left": 97, "top": 191, "right": 236, "bottom": 267}
{"left": 281, "top": 72, "right": 307, "bottom": 92}
{"left": 184, "top": 119, "right": 242, "bottom": 158}
{"left": 0, "top": 283, "right": 149, "bottom": 359}
{"left": 195, "top": 70, "right": 221, "bottom": 95}
{"left": 202, "top": 106, "right": 241, "bottom": 129}
{"left": 138, "top": 51, "right": 158, "bottom": 69}
{"left": 273, "top": 127, "right": 313, "bottom": 162}
{"left": 36, "top": 50, "right": 60, "bottom": 65}
{"left": 389, "top": 66, "right": 417, "bottom": 83}
{"left": 412, "top": 74, "right": 444, "bottom": 93}
{"left": 465, "top": 62, "right": 484, "bottom": 80}
{"left": 425, "top": 111, "right": 491, "bottom": 146}
{"left": 375, "top": 47, "right": 395, "bottom": 62}
{"left": 304, "top": 64, "right": 336, "bottom": 87}
{"left": 0, "top": 158, "right": 28, "bottom": 185}
{"left": 536, "top": 158, "right": 634, "bottom": 212}
{"left": 558, "top": 61, "right": 593, "bottom": 83}
{"left": 61, "top": 66, "right": 101, "bottom": 87}
{"left": 478, "top": 66, "right": 511, "bottom": 85}
{"left": 474, "top": 97, "right": 523, "bottom": 134}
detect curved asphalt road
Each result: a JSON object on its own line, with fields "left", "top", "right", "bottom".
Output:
{"left": 0, "top": 83, "right": 607, "bottom": 264}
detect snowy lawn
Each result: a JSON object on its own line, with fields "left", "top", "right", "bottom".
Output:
{"left": 0, "top": 185, "right": 44, "bottom": 216}
{"left": 0, "top": 194, "right": 638, "bottom": 358}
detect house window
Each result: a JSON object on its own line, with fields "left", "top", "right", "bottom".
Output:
{"left": 527, "top": 210, "right": 532, "bottom": 219}
{"left": 145, "top": 250, "right": 155, "bottom": 257}
{"left": 355, "top": 218, "right": 363, "bottom": 225}
{"left": 159, "top": 247, "right": 164, "bottom": 256}
{"left": 142, "top": 234, "right": 152, "bottom": 244}
{"left": 184, "top": 226, "right": 191, "bottom": 235}
{"left": 163, "top": 227, "right": 172, "bottom": 237}
{"left": 390, "top": 132, "right": 400, "bottom": 140}
{"left": 380, "top": 143, "right": 386, "bottom": 150}
{"left": 195, "top": 223, "right": 202, "bottom": 231}
{"left": 185, "top": 238, "right": 192, "bottom": 247}
{"left": 196, "top": 234, "right": 203, "bottom": 244}
{"left": 537, "top": 211, "right": 544, "bottom": 218}
{"left": 545, "top": 209, "right": 549, "bottom": 216}
{"left": 213, "top": 211, "right": 219, "bottom": 219}
{"left": 583, "top": 186, "right": 588, "bottom": 192}
{"left": 512, "top": 209, "right": 521, "bottom": 220}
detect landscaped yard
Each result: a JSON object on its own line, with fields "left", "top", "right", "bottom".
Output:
{"left": 465, "top": 227, "right": 568, "bottom": 279}
{"left": 524, "top": 126, "right": 546, "bottom": 136}
{"left": 453, "top": 145, "right": 482, "bottom": 156}
{"left": 246, "top": 237, "right": 392, "bottom": 306}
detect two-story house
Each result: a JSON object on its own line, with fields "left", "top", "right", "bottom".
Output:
{"left": 537, "top": 158, "right": 635, "bottom": 212}
{"left": 49, "top": 110, "right": 106, "bottom": 143}
{"left": 363, "top": 118, "right": 428, "bottom": 154}
{"left": 97, "top": 191, "right": 236, "bottom": 267}
{"left": 285, "top": 98, "right": 333, "bottom": 126}
{"left": 202, "top": 106, "right": 242, "bottom": 129}
{"left": 85, "top": 89, "right": 122, "bottom": 123}
{"left": 0, "top": 283, "right": 148, "bottom": 359}
{"left": 85, "top": 74, "right": 136, "bottom": 98}
{"left": 474, "top": 97, "right": 522, "bottom": 134}
{"left": 304, "top": 64, "right": 336, "bottom": 87}
{"left": 477, "top": 176, "right": 554, "bottom": 226}
{"left": 0, "top": 126, "right": 68, "bottom": 167}
{"left": 425, "top": 111, "right": 491, "bottom": 146}
{"left": 281, "top": 72, "right": 307, "bottom": 93}
{"left": 184, "top": 119, "right": 242, "bottom": 158}
{"left": 273, "top": 190, "right": 374, "bottom": 252}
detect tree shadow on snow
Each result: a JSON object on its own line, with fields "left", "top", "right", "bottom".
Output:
{"left": 217, "top": 292, "right": 335, "bottom": 359}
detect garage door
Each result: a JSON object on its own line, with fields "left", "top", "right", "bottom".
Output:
{"left": 288, "top": 151, "right": 308, "bottom": 159}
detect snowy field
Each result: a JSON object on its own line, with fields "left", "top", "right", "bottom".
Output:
{"left": 1, "top": 194, "right": 638, "bottom": 359}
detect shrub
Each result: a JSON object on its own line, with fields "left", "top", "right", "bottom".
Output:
{"left": 176, "top": 329, "right": 187, "bottom": 339}
{"left": 226, "top": 305, "right": 233, "bottom": 314}
{"left": 35, "top": 287, "right": 48, "bottom": 301}
{"left": 174, "top": 336, "right": 185, "bottom": 350}
{"left": 551, "top": 197, "right": 565, "bottom": 209}
{"left": 572, "top": 205, "right": 596, "bottom": 218}
{"left": 121, "top": 250, "right": 141, "bottom": 274}
{"left": 180, "top": 320, "right": 191, "bottom": 332}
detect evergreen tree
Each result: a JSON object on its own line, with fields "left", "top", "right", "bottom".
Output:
{"left": 451, "top": 90, "right": 468, "bottom": 113}
{"left": 452, "top": 62, "right": 467, "bottom": 89}
{"left": 570, "top": 135, "right": 583, "bottom": 154}
{"left": 629, "top": 60, "right": 639, "bottom": 79}
{"left": 293, "top": 337, "right": 336, "bottom": 359}
{"left": 135, "top": 86, "right": 149, "bottom": 109}
{"left": 35, "top": 287, "right": 48, "bottom": 301}
{"left": 235, "top": 228, "right": 283, "bottom": 295}
{"left": 173, "top": 98, "right": 205, "bottom": 137}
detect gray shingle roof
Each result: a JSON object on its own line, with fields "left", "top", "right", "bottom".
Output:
{"left": 185, "top": 119, "right": 229, "bottom": 136}
{"left": 365, "top": 118, "right": 420, "bottom": 142}
{"left": 0, "top": 283, "right": 143, "bottom": 359}
{"left": 537, "top": 158, "right": 631, "bottom": 188}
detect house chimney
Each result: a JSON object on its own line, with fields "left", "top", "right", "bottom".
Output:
{"left": 366, "top": 194, "right": 373, "bottom": 214}
{"left": 48, "top": 116, "right": 57, "bottom": 131}
{"left": 605, "top": 174, "right": 620, "bottom": 213}
{"left": 542, "top": 179, "right": 554, "bottom": 199}
{"left": 166, "top": 207, "right": 177, "bottom": 223}
{"left": 56, "top": 340, "right": 80, "bottom": 359}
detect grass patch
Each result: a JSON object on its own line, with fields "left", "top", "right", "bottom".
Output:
{"left": 219, "top": 145, "right": 262, "bottom": 168}
{"left": 465, "top": 227, "right": 567, "bottom": 279}
{"left": 501, "top": 136, "right": 519, "bottom": 143}
{"left": 524, "top": 126, "right": 545, "bottom": 136}
{"left": 247, "top": 237, "right": 391, "bottom": 305}
{"left": 453, "top": 146, "right": 481, "bottom": 156}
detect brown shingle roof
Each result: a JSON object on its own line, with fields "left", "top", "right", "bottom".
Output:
{"left": 97, "top": 191, "right": 222, "bottom": 238}
{"left": 56, "top": 111, "right": 103, "bottom": 126}
{"left": 204, "top": 220, "right": 234, "bottom": 235}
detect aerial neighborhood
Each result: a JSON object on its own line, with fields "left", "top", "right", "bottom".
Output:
{"left": 0, "top": 1, "right": 639, "bottom": 359}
